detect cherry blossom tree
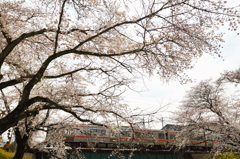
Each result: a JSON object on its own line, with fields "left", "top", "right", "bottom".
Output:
{"left": 0, "top": 0, "right": 240, "bottom": 158}
{"left": 174, "top": 68, "right": 240, "bottom": 154}
{"left": 12, "top": 109, "right": 53, "bottom": 159}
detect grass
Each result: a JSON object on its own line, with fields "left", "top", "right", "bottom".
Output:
{"left": 215, "top": 152, "right": 240, "bottom": 159}
{"left": 0, "top": 148, "right": 32, "bottom": 159}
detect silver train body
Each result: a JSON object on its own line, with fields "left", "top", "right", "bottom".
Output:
{"left": 60, "top": 125, "right": 217, "bottom": 150}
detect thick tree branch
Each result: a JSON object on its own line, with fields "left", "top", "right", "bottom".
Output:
{"left": 0, "top": 28, "right": 49, "bottom": 69}
{"left": 53, "top": 0, "right": 67, "bottom": 54}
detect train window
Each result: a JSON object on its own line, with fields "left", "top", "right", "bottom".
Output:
{"left": 122, "top": 131, "right": 131, "bottom": 137}
{"left": 213, "top": 135, "right": 220, "bottom": 140}
{"left": 81, "top": 130, "right": 90, "bottom": 136}
{"left": 100, "top": 130, "right": 106, "bottom": 136}
{"left": 207, "top": 135, "right": 213, "bottom": 140}
{"left": 192, "top": 135, "right": 205, "bottom": 141}
{"left": 134, "top": 132, "right": 142, "bottom": 138}
{"left": 90, "top": 129, "right": 98, "bottom": 136}
{"left": 111, "top": 132, "right": 118, "bottom": 137}
{"left": 80, "top": 130, "right": 86, "bottom": 136}
{"left": 158, "top": 133, "right": 165, "bottom": 139}
{"left": 147, "top": 132, "right": 154, "bottom": 138}
{"left": 75, "top": 130, "right": 81, "bottom": 135}
{"left": 141, "top": 132, "right": 147, "bottom": 138}
{"left": 169, "top": 133, "right": 176, "bottom": 140}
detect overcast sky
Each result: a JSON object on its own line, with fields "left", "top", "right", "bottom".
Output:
{"left": 123, "top": 1, "right": 240, "bottom": 128}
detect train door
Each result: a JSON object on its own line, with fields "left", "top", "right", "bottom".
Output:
{"left": 109, "top": 130, "right": 119, "bottom": 148}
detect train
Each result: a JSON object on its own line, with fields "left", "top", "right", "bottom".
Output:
{"left": 48, "top": 125, "right": 218, "bottom": 151}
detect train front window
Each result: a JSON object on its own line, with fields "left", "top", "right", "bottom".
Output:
{"left": 65, "top": 130, "right": 71, "bottom": 135}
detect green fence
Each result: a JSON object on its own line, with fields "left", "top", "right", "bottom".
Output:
{"left": 66, "top": 151, "right": 179, "bottom": 159}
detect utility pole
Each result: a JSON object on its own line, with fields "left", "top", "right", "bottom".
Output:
{"left": 161, "top": 117, "right": 164, "bottom": 128}
{"left": 143, "top": 118, "right": 145, "bottom": 128}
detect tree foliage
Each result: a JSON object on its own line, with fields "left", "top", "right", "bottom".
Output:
{"left": 174, "top": 68, "right": 240, "bottom": 152}
{"left": 0, "top": 0, "right": 240, "bottom": 157}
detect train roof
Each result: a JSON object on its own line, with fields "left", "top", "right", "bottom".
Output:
{"left": 53, "top": 124, "right": 164, "bottom": 132}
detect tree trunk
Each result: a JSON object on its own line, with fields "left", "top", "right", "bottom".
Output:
{"left": 13, "top": 128, "right": 29, "bottom": 159}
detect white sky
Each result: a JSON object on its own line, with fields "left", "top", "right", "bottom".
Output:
{"left": 123, "top": 1, "right": 240, "bottom": 129}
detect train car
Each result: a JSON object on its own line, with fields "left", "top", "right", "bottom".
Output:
{"left": 116, "top": 127, "right": 166, "bottom": 149}
{"left": 62, "top": 125, "right": 167, "bottom": 149}
{"left": 166, "top": 131, "right": 214, "bottom": 151}
{"left": 59, "top": 125, "right": 216, "bottom": 150}
{"left": 64, "top": 125, "right": 111, "bottom": 148}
